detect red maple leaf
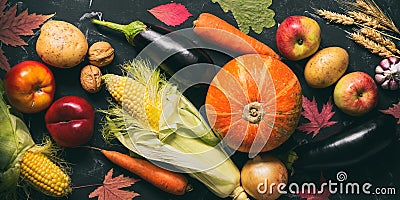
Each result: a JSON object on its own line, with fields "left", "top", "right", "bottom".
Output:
{"left": 89, "top": 168, "right": 140, "bottom": 200}
{"left": 298, "top": 174, "right": 331, "bottom": 200}
{"left": 148, "top": 3, "right": 192, "bottom": 27}
{"left": 0, "top": 0, "right": 6, "bottom": 13}
{"left": 0, "top": 0, "right": 54, "bottom": 71}
{"left": 0, "top": 5, "right": 54, "bottom": 46}
{"left": 0, "top": 48, "right": 9, "bottom": 71}
{"left": 297, "top": 96, "right": 337, "bottom": 137}
{"left": 380, "top": 102, "right": 400, "bottom": 124}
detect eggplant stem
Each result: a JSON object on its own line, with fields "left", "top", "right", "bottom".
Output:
{"left": 92, "top": 19, "right": 147, "bottom": 45}
{"left": 92, "top": 19, "right": 124, "bottom": 32}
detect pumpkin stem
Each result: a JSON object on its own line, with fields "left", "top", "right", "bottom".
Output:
{"left": 242, "top": 102, "right": 264, "bottom": 124}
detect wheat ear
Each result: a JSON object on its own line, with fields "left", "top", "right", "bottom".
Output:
{"left": 359, "top": 27, "right": 400, "bottom": 55}
{"left": 347, "top": 0, "right": 399, "bottom": 34}
{"left": 347, "top": 11, "right": 389, "bottom": 31}
{"left": 315, "top": 9, "right": 355, "bottom": 25}
{"left": 348, "top": 32, "right": 398, "bottom": 58}
{"left": 362, "top": 0, "right": 400, "bottom": 34}
{"left": 355, "top": 0, "right": 375, "bottom": 15}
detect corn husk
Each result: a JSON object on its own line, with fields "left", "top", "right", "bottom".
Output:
{"left": 102, "top": 60, "right": 248, "bottom": 199}
{"left": 0, "top": 80, "right": 35, "bottom": 199}
{"left": 0, "top": 81, "right": 69, "bottom": 199}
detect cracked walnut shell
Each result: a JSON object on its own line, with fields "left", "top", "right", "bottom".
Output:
{"left": 80, "top": 65, "right": 102, "bottom": 93}
{"left": 88, "top": 41, "right": 114, "bottom": 67}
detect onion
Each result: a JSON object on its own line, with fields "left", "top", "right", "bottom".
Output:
{"left": 241, "top": 155, "right": 288, "bottom": 200}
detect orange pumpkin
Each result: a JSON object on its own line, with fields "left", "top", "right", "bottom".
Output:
{"left": 205, "top": 54, "right": 302, "bottom": 154}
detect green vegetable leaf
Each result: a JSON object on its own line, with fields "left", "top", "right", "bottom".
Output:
{"left": 0, "top": 80, "right": 18, "bottom": 171}
{"left": 212, "top": 0, "right": 276, "bottom": 34}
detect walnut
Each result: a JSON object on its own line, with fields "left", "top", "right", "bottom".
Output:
{"left": 88, "top": 41, "right": 114, "bottom": 67}
{"left": 80, "top": 65, "right": 102, "bottom": 93}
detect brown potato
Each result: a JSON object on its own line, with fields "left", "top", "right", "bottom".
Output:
{"left": 36, "top": 20, "right": 88, "bottom": 68}
{"left": 304, "top": 47, "right": 349, "bottom": 88}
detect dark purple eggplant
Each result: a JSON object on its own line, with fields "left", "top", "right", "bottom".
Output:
{"left": 92, "top": 19, "right": 216, "bottom": 86}
{"left": 293, "top": 115, "right": 398, "bottom": 170}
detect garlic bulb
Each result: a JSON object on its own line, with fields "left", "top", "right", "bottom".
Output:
{"left": 374, "top": 57, "right": 400, "bottom": 90}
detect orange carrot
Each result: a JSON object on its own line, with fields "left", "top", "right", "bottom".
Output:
{"left": 93, "top": 147, "right": 190, "bottom": 195}
{"left": 193, "top": 13, "right": 280, "bottom": 60}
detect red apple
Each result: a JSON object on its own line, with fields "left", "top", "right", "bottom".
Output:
{"left": 4, "top": 60, "right": 55, "bottom": 113}
{"left": 45, "top": 96, "right": 94, "bottom": 147}
{"left": 276, "top": 15, "right": 321, "bottom": 60}
{"left": 333, "top": 72, "right": 378, "bottom": 116}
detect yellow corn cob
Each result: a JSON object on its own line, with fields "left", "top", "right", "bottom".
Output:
{"left": 20, "top": 151, "right": 71, "bottom": 197}
{"left": 103, "top": 74, "right": 161, "bottom": 130}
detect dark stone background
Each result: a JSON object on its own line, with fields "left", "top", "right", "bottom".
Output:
{"left": 1, "top": 0, "right": 399, "bottom": 199}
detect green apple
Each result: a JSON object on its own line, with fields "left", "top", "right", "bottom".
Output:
{"left": 333, "top": 72, "right": 378, "bottom": 116}
{"left": 276, "top": 16, "right": 321, "bottom": 61}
